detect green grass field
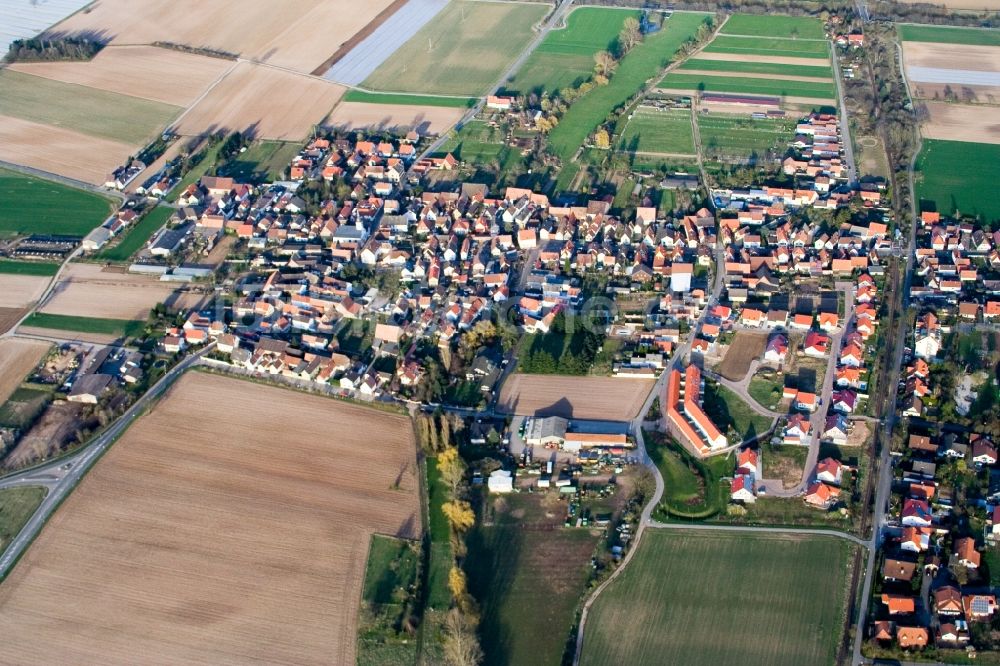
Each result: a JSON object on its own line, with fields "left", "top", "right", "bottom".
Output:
{"left": 748, "top": 372, "right": 785, "bottom": 409}
{"left": 645, "top": 430, "right": 731, "bottom": 519}
{"left": 467, "top": 496, "right": 599, "bottom": 666}
{"left": 362, "top": 0, "right": 548, "bottom": 95}
{"left": 581, "top": 530, "right": 854, "bottom": 666}
{"left": 0, "top": 169, "right": 114, "bottom": 238}
{"left": 898, "top": 24, "right": 1000, "bottom": 46}
{"left": 218, "top": 141, "right": 300, "bottom": 184}
{"left": 357, "top": 535, "right": 420, "bottom": 666}
{"left": 660, "top": 74, "right": 835, "bottom": 100}
{"left": 698, "top": 114, "right": 798, "bottom": 161}
{"left": 425, "top": 458, "right": 452, "bottom": 610}
{"left": 0, "top": 260, "right": 59, "bottom": 276}
{"left": 0, "top": 70, "right": 180, "bottom": 145}
{"left": 704, "top": 381, "right": 773, "bottom": 443}
{"left": 342, "top": 90, "right": 477, "bottom": 108}
{"left": 916, "top": 139, "right": 1000, "bottom": 222}
{"left": 0, "top": 387, "right": 51, "bottom": 430}
{"left": 679, "top": 58, "right": 832, "bottom": 79}
{"left": 618, "top": 108, "right": 696, "bottom": 155}
{"left": 434, "top": 120, "right": 508, "bottom": 161}
{"left": 704, "top": 35, "right": 831, "bottom": 59}
{"left": 362, "top": 535, "right": 420, "bottom": 604}
{"left": 507, "top": 7, "right": 641, "bottom": 95}
{"left": 22, "top": 313, "right": 146, "bottom": 337}
{"left": 548, "top": 12, "right": 712, "bottom": 161}
{"left": 95, "top": 206, "right": 172, "bottom": 263}
{"left": 0, "top": 487, "right": 46, "bottom": 555}
{"left": 720, "top": 14, "right": 826, "bottom": 40}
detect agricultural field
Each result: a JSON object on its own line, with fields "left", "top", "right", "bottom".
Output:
{"left": 919, "top": 101, "right": 1000, "bottom": 145}
{"left": 0, "top": 116, "right": 133, "bottom": 186}
{"left": 327, "top": 102, "right": 467, "bottom": 136}
{"left": 617, "top": 107, "right": 696, "bottom": 155}
{"left": 40, "top": 263, "right": 177, "bottom": 321}
{"left": 497, "top": 375, "right": 653, "bottom": 421}
{"left": 897, "top": 24, "right": 1000, "bottom": 46}
{"left": 94, "top": 206, "right": 174, "bottom": 263}
{"left": 7, "top": 45, "right": 232, "bottom": 107}
{"left": 659, "top": 74, "right": 835, "bottom": 102}
{"left": 362, "top": 1, "right": 548, "bottom": 96}
{"left": 507, "top": 7, "right": 642, "bottom": 96}
{"left": 467, "top": 494, "right": 600, "bottom": 666}
{"left": 718, "top": 331, "right": 767, "bottom": 380}
{"left": 0, "top": 339, "right": 50, "bottom": 406}
{"left": 47, "top": 0, "right": 398, "bottom": 75}
{"left": 0, "top": 487, "right": 46, "bottom": 557}
{"left": 916, "top": 139, "right": 1000, "bottom": 221}
{"left": 679, "top": 57, "right": 833, "bottom": 78}
{"left": 0, "top": 372, "right": 420, "bottom": 664}
{"left": 0, "top": 310, "right": 26, "bottom": 336}
{"left": 20, "top": 313, "right": 147, "bottom": 340}
{"left": 0, "top": 274, "right": 48, "bottom": 310}
{"left": 0, "top": 261, "right": 59, "bottom": 277}
{"left": 703, "top": 35, "right": 831, "bottom": 59}
{"left": 0, "top": 169, "right": 114, "bottom": 238}
{"left": 341, "top": 90, "right": 477, "bottom": 108}
{"left": 698, "top": 114, "right": 799, "bottom": 162}
{"left": 580, "top": 530, "right": 855, "bottom": 666}
{"left": 719, "top": 14, "right": 826, "bottom": 40}
{"left": 0, "top": 70, "right": 180, "bottom": 146}
{"left": 547, "top": 12, "right": 713, "bottom": 161}
{"left": 171, "top": 62, "right": 346, "bottom": 141}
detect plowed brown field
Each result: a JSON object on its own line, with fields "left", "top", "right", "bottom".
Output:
{"left": 40, "top": 263, "right": 178, "bottom": 320}
{"left": 498, "top": 374, "right": 653, "bottom": 420}
{"left": 0, "top": 274, "right": 48, "bottom": 309}
{"left": 0, "top": 372, "right": 419, "bottom": 665}
{"left": 171, "top": 63, "right": 345, "bottom": 141}
{"left": 921, "top": 101, "right": 1000, "bottom": 144}
{"left": 0, "top": 339, "right": 49, "bottom": 405}
{"left": 8, "top": 46, "right": 232, "bottom": 107}
{"left": 0, "top": 115, "right": 131, "bottom": 185}
{"left": 48, "top": 0, "right": 395, "bottom": 74}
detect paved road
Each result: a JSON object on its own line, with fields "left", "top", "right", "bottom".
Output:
{"left": 415, "top": 0, "right": 575, "bottom": 164}
{"left": 0, "top": 345, "right": 213, "bottom": 580}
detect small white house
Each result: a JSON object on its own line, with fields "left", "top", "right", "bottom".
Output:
{"left": 487, "top": 469, "right": 513, "bottom": 494}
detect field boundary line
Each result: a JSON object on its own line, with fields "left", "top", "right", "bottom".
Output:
{"left": 646, "top": 520, "right": 872, "bottom": 548}
{"left": 165, "top": 59, "right": 240, "bottom": 134}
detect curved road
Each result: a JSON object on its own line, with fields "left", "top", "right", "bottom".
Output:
{"left": 0, "top": 345, "right": 213, "bottom": 579}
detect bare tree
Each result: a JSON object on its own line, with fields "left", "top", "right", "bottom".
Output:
{"left": 619, "top": 17, "right": 642, "bottom": 55}
{"left": 593, "top": 50, "right": 618, "bottom": 77}
{"left": 443, "top": 609, "right": 483, "bottom": 666}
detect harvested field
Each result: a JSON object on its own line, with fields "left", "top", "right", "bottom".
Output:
{"left": 40, "top": 263, "right": 177, "bottom": 320}
{"left": 901, "top": 42, "right": 1000, "bottom": 72}
{"left": 911, "top": 81, "right": 1000, "bottom": 101}
{"left": 0, "top": 309, "right": 26, "bottom": 336}
{"left": 693, "top": 51, "right": 831, "bottom": 67}
{"left": 0, "top": 70, "right": 180, "bottom": 146}
{"left": 0, "top": 274, "right": 48, "bottom": 309}
{"left": 580, "top": 530, "right": 855, "bottom": 666}
{"left": 718, "top": 331, "right": 767, "bottom": 380}
{"left": 920, "top": 101, "right": 1000, "bottom": 144}
{"left": 0, "top": 339, "right": 49, "bottom": 406}
{"left": 0, "top": 115, "right": 133, "bottom": 186}
{"left": 326, "top": 101, "right": 466, "bottom": 136}
{"left": 362, "top": 0, "right": 548, "bottom": 96}
{"left": 15, "top": 326, "right": 119, "bottom": 345}
{"left": 497, "top": 375, "right": 653, "bottom": 420}
{"left": 701, "top": 100, "right": 779, "bottom": 115}
{"left": 0, "top": 372, "right": 420, "bottom": 664}
{"left": 48, "top": 0, "right": 396, "bottom": 75}
{"left": 3, "top": 400, "right": 84, "bottom": 470}
{"left": 897, "top": 0, "right": 1000, "bottom": 8}
{"left": 8, "top": 45, "right": 232, "bottom": 107}
{"left": 171, "top": 62, "right": 345, "bottom": 141}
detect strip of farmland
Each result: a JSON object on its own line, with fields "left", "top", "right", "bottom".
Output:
{"left": 898, "top": 24, "right": 1000, "bottom": 46}
{"left": 659, "top": 74, "right": 835, "bottom": 101}
{"left": 678, "top": 58, "right": 833, "bottom": 79}
{"left": 719, "top": 14, "right": 826, "bottom": 40}
{"left": 703, "top": 35, "right": 831, "bottom": 59}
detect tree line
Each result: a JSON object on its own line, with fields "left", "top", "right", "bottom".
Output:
{"left": 5, "top": 37, "right": 103, "bottom": 63}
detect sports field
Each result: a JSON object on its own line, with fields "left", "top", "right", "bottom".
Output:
{"left": 95, "top": 206, "right": 173, "bottom": 263}
{"left": 720, "top": 14, "right": 826, "bottom": 40}
{"left": 507, "top": 7, "right": 641, "bottom": 96}
{"left": 548, "top": 12, "right": 712, "bottom": 161}
{"left": 580, "top": 530, "right": 854, "bottom": 666}
{"left": 362, "top": 0, "right": 548, "bottom": 95}
{"left": 618, "top": 108, "right": 696, "bottom": 155}
{"left": 0, "top": 70, "right": 180, "bottom": 146}
{"left": 660, "top": 74, "right": 835, "bottom": 101}
{"left": 704, "top": 35, "right": 831, "bottom": 59}
{"left": 698, "top": 115, "right": 798, "bottom": 161}
{"left": 916, "top": 139, "right": 1000, "bottom": 221}
{"left": 0, "top": 169, "right": 114, "bottom": 238}
{"left": 342, "top": 90, "right": 477, "bottom": 108}
{"left": 898, "top": 24, "right": 1000, "bottom": 46}
{"left": 679, "top": 58, "right": 832, "bottom": 78}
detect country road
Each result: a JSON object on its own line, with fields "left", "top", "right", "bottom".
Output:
{"left": 0, "top": 344, "right": 214, "bottom": 580}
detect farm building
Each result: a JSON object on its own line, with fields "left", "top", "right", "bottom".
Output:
{"left": 524, "top": 416, "right": 568, "bottom": 447}
{"left": 561, "top": 432, "right": 630, "bottom": 454}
